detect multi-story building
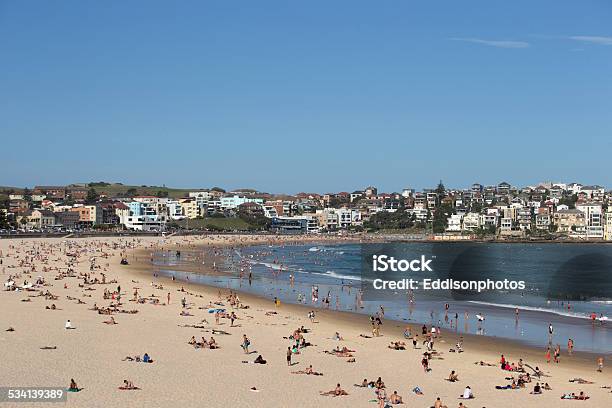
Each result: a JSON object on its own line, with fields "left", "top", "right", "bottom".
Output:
{"left": 263, "top": 205, "right": 279, "bottom": 218}
{"left": 9, "top": 199, "right": 29, "bottom": 214}
{"left": 462, "top": 212, "right": 481, "bottom": 231}
{"left": 426, "top": 192, "right": 438, "bottom": 208}
{"left": 123, "top": 200, "right": 167, "bottom": 231}
{"left": 270, "top": 216, "right": 319, "bottom": 234}
{"left": 189, "top": 191, "right": 212, "bottom": 208}
{"left": 69, "top": 205, "right": 96, "bottom": 227}
{"left": 535, "top": 207, "right": 551, "bottom": 230}
{"left": 220, "top": 195, "right": 264, "bottom": 210}
{"left": 446, "top": 214, "right": 462, "bottom": 232}
{"left": 166, "top": 200, "right": 185, "bottom": 220}
{"left": 480, "top": 213, "right": 498, "bottom": 229}
{"left": 581, "top": 185, "right": 605, "bottom": 202}
{"left": 179, "top": 198, "right": 199, "bottom": 219}
{"left": 497, "top": 182, "right": 511, "bottom": 196}
{"left": 54, "top": 210, "right": 80, "bottom": 229}
{"left": 500, "top": 217, "right": 513, "bottom": 231}
{"left": 554, "top": 209, "right": 586, "bottom": 237}
{"left": 576, "top": 201, "right": 603, "bottom": 239}
{"left": 605, "top": 209, "right": 612, "bottom": 241}
{"left": 114, "top": 202, "right": 130, "bottom": 226}
{"left": 517, "top": 208, "right": 533, "bottom": 230}
{"left": 29, "top": 209, "right": 56, "bottom": 229}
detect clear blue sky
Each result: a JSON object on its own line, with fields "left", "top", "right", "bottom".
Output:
{"left": 1, "top": 1, "right": 611, "bottom": 193}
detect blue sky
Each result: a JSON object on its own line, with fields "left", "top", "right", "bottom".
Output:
{"left": 1, "top": 1, "right": 611, "bottom": 193}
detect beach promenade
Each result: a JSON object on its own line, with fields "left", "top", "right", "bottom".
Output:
{"left": 0, "top": 235, "right": 610, "bottom": 408}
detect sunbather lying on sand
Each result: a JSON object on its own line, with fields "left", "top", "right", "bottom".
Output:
{"left": 324, "top": 349, "right": 353, "bottom": 358}
{"left": 560, "top": 391, "right": 589, "bottom": 400}
{"left": 389, "top": 341, "right": 406, "bottom": 350}
{"left": 292, "top": 365, "right": 323, "bottom": 375}
{"left": 495, "top": 380, "right": 519, "bottom": 390}
{"left": 118, "top": 380, "right": 139, "bottom": 390}
{"left": 103, "top": 317, "right": 117, "bottom": 324}
{"left": 569, "top": 378, "right": 594, "bottom": 384}
{"left": 320, "top": 383, "right": 348, "bottom": 396}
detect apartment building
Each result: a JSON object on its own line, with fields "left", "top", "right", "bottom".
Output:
{"left": 535, "top": 208, "right": 551, "bottom": 230}
{"left": 446, "top": 214, "right": 462, "bottom": 232}
{"left": 554, "top": 209, "right": 586, "bottom": 237}
{"left": 462, "top": 212, "right": 481, "bottom": 231}
{"left": 220, "top": 195, "right": 264, "bottom": 210}
{"left": 29, "top": 209, "right": 56, "bottom": 229}
{"left": 576, "top": 201, "right": 604, "bottom": 239}
{"left": 605, "top": 209, "right": 612, "bottom": 241}
{"left": 517, "top": 208, "right": 533, "bottom": 230}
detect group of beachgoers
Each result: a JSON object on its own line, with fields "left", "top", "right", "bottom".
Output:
{"left": 1, "top": 235, "right": 610, "bottom": 407}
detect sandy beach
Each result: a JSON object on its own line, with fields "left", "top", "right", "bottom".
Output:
{"left": 1, "top": 235, "right": 610, "bottom": 408}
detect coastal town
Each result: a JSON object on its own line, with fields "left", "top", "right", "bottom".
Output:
{"left": 1, "top": 181, "right": 611, "bottom": 240}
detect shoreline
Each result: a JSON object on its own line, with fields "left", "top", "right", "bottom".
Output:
{"left": 3, "top": 231, "right": 612, "bottom": 245}
{"left": 133, "top": 242, "right": 608, "bottom": 367}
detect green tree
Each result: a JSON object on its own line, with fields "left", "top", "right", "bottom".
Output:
{"left": 363, "top": 210, "right": 416, "bottom": 230}
{"left": 559, "top": 194, "right": 578, "bottom": 209}
{"left": 125, "top": 188, "right": 138, "bottom": 197}
{"left": 470, "top": 202, "right": 483, "bottom": 213}
{"left": 23, "top": 188, "right": 32, "bottom": 203}
{"left": 86, "top": 188, "right": 99, "bottom": 204}
{"left": 432, "top": 203, "right": 453, "bottom": 233}
{"left": 435, "top": 180, "right": 445, "bottom": 197}
{"left": 0, "top": 210, "right": 10, "bottom": 229}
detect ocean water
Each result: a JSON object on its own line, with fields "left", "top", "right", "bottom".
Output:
{"left": 152, "top": 242, "right": 611, "bottom": 354}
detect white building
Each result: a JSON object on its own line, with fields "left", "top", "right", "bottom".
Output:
{"left": 462, "top": 212, "right": 481, "bottom": 231}
{"left": 500, "top": 217, "right": 513, "bottom": 231}
{"left": 220, "top": 195, "right": 264, "bottom": 210}
{"left": 446, "top": 214, "right": 462, "bottom": 232}
{"left": 605, "top": 209, "right": 612, "bottom": 241}
{"left": 167, "top": 200, "right": 186, "bottom": 220}
{"left": 263, "top": 206, "right": 279, "bottom": 218}
{"left": 576, "top": 202, "right": 603, "bottom": 239}
{"left": 189, "top": 191, "right": 212, "bottom": 207}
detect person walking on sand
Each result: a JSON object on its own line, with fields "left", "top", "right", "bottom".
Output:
{"left": 167, "top": 292, "right": 170, "bottom": 305}
{"left": 597, "top": 356, "right": 604, "bottom": 372}
{"left": 242, "top": 334, "right": 250, "bottom": 354}
{"left": 286, "top": 347, "right": 292, "bottom": 366}
{"left": 554, "top": 344, "right": 561, "bottom": 363}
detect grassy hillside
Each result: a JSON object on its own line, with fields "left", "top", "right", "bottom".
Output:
{"left": 0, "top": 183, "right": 201, "bottom": 199}
{"left": 85, "top": 183, "right": 196, "bottom": 198}
{"left": 171, "top": 217, "right": 255, "bottom": 231}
